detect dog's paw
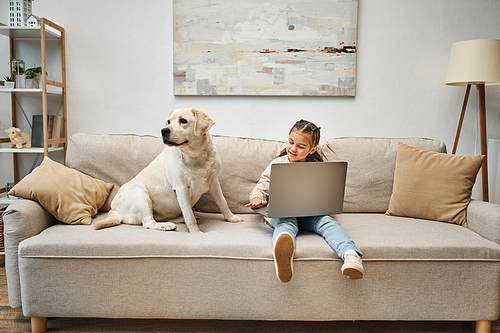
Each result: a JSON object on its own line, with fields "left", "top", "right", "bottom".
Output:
{"left": 227, "top": 215, "right": 244, "bottom": 223}
{"left": 158, "top": 222, "right": 177, "bottom": 231}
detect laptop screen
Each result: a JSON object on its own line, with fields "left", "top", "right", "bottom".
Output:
{"left": 267, "top": 161, "right": 347, "bottom": 218}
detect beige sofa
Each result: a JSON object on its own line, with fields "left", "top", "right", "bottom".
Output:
{"left": 3, "top": 133, "right": 500, "bottom": 333}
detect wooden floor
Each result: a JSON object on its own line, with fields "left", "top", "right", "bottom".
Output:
{"left": 0, "top": 255, "right": 499, "bottom": 333}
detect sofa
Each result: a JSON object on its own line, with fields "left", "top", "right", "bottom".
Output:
{"left": 3, "top": 133, "right": 500, "bottom": 333}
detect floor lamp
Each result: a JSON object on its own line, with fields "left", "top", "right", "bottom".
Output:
{"left": 445, "top": 39, "right": 500, "bottom": 202}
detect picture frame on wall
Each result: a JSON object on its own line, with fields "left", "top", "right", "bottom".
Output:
{"left": 173, "top": 0, "right": 358, "bottom": 97}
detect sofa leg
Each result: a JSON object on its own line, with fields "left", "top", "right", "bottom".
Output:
{"left": 31, "top": 317, "right": 47, "bottom": 333}
{"left": 476, "top": 320, "right": 491, "bottom": 333}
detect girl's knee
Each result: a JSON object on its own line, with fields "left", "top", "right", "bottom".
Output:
{"left": 315, "top": 215, "right": 338, "bottom": 229}
{"left": 275, "top": 217, "right": 298, "bottom": 226}
{"left": 272, "top": 217, "right": 299, "bottom": 233}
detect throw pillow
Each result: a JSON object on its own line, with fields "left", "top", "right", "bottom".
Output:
{"left": 385, "top": 143, "right": 484, "bottom": 227}
{"left": 9, "top": 156, "right": 114, "bottom": 225}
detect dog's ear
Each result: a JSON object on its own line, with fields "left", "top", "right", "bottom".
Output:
{"left": 193, "top": 109, "right": 215, "bottom": 136}
{"left": 14, "top": 128, "right": 21, "bottom": 134}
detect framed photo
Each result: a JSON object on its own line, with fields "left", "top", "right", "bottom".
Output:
{"left": 173, "top": 0, "right": 358, "bottom": 96}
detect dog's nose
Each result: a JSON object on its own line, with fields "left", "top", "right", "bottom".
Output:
{"left": 161, "top": 127, "right": 170, "bottom": 138}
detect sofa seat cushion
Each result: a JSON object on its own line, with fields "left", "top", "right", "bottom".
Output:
{"left": 335, "top": 213, "right": 500, "bottom": 260}
{"left": 18, "top": 213, "right": 500, "bottom": 262}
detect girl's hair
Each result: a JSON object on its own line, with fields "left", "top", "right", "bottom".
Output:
{"left": 278, "top": 119, "right": 324, "bottom": 162}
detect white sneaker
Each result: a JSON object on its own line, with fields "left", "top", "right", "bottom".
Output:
{"left": 273, "top": 232, "right": 294, "bottom": 283}
{"left": 341, "top": 252, "right": 364, "bottom": 279}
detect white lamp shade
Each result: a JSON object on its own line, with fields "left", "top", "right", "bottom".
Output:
{"left": 445, "top": 39, "right": 500, "bottom": 86}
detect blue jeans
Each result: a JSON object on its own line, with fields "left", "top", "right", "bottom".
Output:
{"left": 271, "top": 215, "right": 362, "bottom": 260}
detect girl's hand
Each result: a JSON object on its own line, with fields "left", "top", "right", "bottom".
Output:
{"left": 245, "top": 197, "right": 267, "bottom": 207}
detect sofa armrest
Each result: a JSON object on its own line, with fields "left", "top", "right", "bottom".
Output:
{"left": 467, "top": 199, "right": 500, "bottom": 245}
{"left": 2, "top": 199, "right": 56, "bottom": 308}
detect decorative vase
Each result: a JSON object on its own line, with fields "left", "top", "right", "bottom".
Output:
{"left": 10, "top": 59, "right": 25, "bottom": 88}
{"left": 25, "top": 78, "right": 39, "bottom": 89}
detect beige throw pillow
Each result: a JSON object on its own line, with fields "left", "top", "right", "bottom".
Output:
{"left": 9, "top": 157, "right": 114, "bottom": 225}
{"left": 385, "top": 143, "right": 484, "bottom": 227}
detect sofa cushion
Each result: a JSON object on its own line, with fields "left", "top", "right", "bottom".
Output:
{"left": 8, "top": 157, "right": 113, "bottom": 225}
{"left": 385, "top": 143, "right": 484, "bottom": 227}
{"left": 67, "top": 133, "right": 285, "bottom": 214}
{"left": 321, "top": 137, "right": 446, "bottom": 213}
{"left": 67, "top": 133, "right": 166, "bottom": 211}
{"left": 19, "top": 212, "right": 500, "bottom": 261}
{"left": 195, "top": 135, "right": 285, "bottom": 214}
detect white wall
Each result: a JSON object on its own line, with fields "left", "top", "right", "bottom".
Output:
{"left": 1, "top": 0, "right": 500, "bottom": 199}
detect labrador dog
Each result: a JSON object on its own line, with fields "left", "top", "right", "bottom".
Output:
{"left": 93, "top": 108, "right": 243, "bottom": 233}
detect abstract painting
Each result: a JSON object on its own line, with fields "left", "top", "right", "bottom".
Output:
{"left": 173, "top": 0, "right": 358, "bottom": 96}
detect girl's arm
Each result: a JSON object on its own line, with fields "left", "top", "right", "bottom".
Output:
{"left": 246, "top": 161, "right": 273, "bottom": 207}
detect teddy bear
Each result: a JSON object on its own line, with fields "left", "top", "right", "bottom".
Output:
{"left": 5, "top": 127, "right": 32, "bottom": 148}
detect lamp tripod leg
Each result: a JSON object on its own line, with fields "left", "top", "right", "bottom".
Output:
{"left": 477, "top": 84, "right": 489, "bottom": 202}
{"left": 451, "top": 84, "right": 488, "bottom": 202}
{"left": 452, "top": 84, "right": 471, "bottom": 154}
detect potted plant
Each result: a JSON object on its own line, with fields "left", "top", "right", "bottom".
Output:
{"left": 24, "top": 68, "right": 38, "bottom": 89}
{"left": 3, "top": 76, "right": 15, "bottom": 89}
{"left": 25, "top": 65, "right": 48, "bottom": 89}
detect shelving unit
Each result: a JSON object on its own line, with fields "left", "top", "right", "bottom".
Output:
{"left": 0, "top": 18, "right": 67, "bottom": 205}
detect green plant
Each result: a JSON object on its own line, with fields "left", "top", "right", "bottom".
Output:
{"left": 24, "top": 69, "right": 37, "bottom": 79}
{"left": 25, "top": 64, "right": 48, "bottom": 79}
{"left": 12, "top": 65, "right": 24, "bottom": 74}
{"left": 3, "top": 76, "right": 13, "bottom": 82}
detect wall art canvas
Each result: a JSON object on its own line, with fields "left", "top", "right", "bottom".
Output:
{"left": 173, "top": 0, "right": 358, "bottom": 96}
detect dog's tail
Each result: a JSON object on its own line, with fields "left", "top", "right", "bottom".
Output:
{"left": 93, "top": 210, "right": 123, "bottom": 230}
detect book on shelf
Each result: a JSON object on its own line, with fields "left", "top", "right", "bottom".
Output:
{"left": 47, "top": 116, "right": 54, "bottom": 141}
{"left": 51, "top": 115, "right": 62, "bottom": 147}
{"left": 31, "top": 115, "right": 45, "bottom": 147}
{"left": 31, "top": 115, "right": 62, "bottom": 148}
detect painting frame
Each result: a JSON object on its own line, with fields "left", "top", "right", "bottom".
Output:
{"left": 173, "top": 0, "right": 358, "bottom": 97}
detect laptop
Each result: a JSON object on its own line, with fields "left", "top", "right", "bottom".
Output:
{"left": 251, "top": 161, "right": 348, "bottom": 218}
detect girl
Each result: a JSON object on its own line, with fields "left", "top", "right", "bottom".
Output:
{"left": 245, "top": 120, "right": 364, "bottom": 283}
